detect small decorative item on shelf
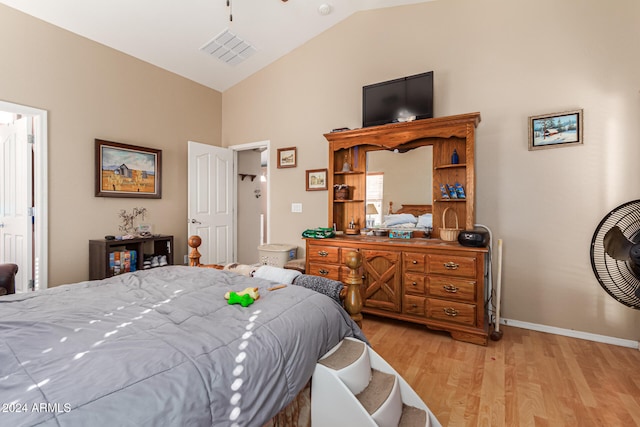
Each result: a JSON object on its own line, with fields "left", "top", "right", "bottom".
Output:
{"left": 446, "top": 184, "right": 458, "bottom": 199}
{"left": 451, "top": 149, "right": 459, "bottom": 164}
{"left": 440, "top": 207, "right": 462, "bottom": 241}
{"left": 454, "top": 182, "right": 466, "bottom": 199}
{"left": 345, "top": 217, "right": 359, "bottom": 235}
{"left": 334, "top": 184, "right": 350, "bottom": 200}
{"left": 342, "top": 150, "right": 351, "bottom": 172}
{"left": 439, "top": 184, "right": 450, "bottom": 199}
{"left": 389, "top": 229, "right": 413, "bottom": 239}
{"left": 118, "top": 207, "right": 147, "bottom": 235}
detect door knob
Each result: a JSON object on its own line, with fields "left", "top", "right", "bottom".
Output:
{"left": 189, "top": 219, "right": 202, "bottom": 224}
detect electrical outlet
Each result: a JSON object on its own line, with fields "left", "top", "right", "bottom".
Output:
{"left": 291, "top": 203, "right": 302, "bottom": 213}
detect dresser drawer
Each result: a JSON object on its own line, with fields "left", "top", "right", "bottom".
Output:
{"left": 404, "top": 273, "right": 426, "bottom": 296}
{"left": 308, "top": 263, "right": 340, "bottom": 281}
{"left": 427, "top": 298, "right": 476, "bottom": 326}
{"left": 428, "top": 276, "right": 476, "bottom": 302}
{"left": 308, "top": 245, "right": 340, "bottom": 263}
{"left": 403, "top": 252, "right": 427, "bottom": 273}
{"left": 403, "top": 295, "right": 425, "bottom": 316}
{"left": 427, "top": 254, "right": 476, "bottom": 278}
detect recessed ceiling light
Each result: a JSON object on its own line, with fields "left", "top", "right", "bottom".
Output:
{"left": 318, "top": 3, "right": 332, "bottom": 16}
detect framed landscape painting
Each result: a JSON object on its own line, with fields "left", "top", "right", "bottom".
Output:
{"left": 528, "top": 109, "right": 583, "bottom": 151}
{"left": 95, "top": 139, "right": 162, "bottom": 198}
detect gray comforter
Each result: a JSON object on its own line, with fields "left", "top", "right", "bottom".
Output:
{"left": 0, "top": 266, "right": 365, "bottom": 426}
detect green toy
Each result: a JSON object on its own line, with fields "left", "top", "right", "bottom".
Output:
{"left": 227, "top": 291, "right": 255, "bottom": 307}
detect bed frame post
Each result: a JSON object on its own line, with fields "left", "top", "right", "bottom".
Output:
{"left": 188, "top": 235, "right": 202, "bottom": 267}
{"left": 343, "top": 251, "right": 363, "bottom": 328}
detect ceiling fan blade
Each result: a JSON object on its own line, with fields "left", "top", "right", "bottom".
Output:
{"left": 603, "top": 226, "right": 634, "bottom": 261}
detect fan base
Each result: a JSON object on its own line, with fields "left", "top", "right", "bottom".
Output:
{"left": 490, "top": 329, "right": 504, "bottom": 341}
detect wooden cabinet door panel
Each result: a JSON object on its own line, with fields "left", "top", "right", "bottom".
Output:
{"left": 362, "top": 250, "right": 401, "bottom": 313}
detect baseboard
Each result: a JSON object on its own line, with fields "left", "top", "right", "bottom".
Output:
{"left": 501, "top": 318, "right": 639, "bottom": 350}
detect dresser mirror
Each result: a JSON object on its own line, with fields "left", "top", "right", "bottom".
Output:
{"left": 365, "top": 145, "right": 433, "bottom": 226}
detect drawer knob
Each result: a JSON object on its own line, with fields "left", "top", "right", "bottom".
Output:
{"left": 412, "top": 304, "right": 418, "bottom": 308}
{"left": 444, "top": 261, "right": 459, "bottom": 270}
{"left": 443, "top": 307, "right": 458, "bottom": 317}
{"left": 412, "top": 281, "right": 417, "bottom": 286}
{"left": 412, "top": 260, "right": 418, "bottom": 264}
{"left": 319, "top": 269, "right": 329, "bottom": 275}
{"left": 443, "top": 284, "right": 458, "bottom": 293}
{"left": 318, "top": 250, "right": 329, "bottom": 257}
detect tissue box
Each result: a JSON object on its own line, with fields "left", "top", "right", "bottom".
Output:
{"left": 389, "top": 230, "right": 413, "bottom": 239}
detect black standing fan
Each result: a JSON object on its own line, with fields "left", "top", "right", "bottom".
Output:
{"left": 590, "top": 199, "right": 640, "bottom": 309}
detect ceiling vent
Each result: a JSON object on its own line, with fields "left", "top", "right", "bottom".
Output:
{"left": 200, "top": 28, "right": 257, "bottom": 66}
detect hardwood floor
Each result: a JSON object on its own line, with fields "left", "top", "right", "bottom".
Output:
{"left": 360, "top": 315, "right": 640, "bottom": 427}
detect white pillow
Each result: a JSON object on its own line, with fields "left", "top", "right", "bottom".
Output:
{"left": 383, "top": 213, "right": 417, "bottom": 227}
{"left": 417, "top": 213, "right": 433, "bottom": 228}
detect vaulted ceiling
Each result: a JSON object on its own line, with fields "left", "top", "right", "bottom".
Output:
{"left": 0, "top": 0, "right": 432, "bottom": 92}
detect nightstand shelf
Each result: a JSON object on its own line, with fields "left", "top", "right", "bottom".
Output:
{"left": 89, "top": 235, "right": 174, "bottom": 280}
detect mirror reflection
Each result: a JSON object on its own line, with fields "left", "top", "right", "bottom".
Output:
{"left": 365, "top": 145, "right": 433, "bottom": 227}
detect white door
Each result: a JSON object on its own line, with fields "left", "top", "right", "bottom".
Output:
{"left": 188, "top": 141, "right": 234, "bottom": 265}
{"left": 0, "top": 117, "right": 33, "bottom": 293}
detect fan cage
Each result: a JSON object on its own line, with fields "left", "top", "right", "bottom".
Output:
{"left": 590, "top": 199, "right": 640, "bottom": 310}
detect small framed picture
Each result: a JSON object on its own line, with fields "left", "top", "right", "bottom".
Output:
{"left": 277, "top": 147, "right": 297, "bottom": 168}
{"left": 306, "top": 169, "right": 328, "bottom": 191}
{"left": 528, "top": 109, "right": 583, "bottom": 151}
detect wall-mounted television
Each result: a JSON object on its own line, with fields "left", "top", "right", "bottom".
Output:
{"left": 362, "top": 71, "right": 433, "bottom": 128}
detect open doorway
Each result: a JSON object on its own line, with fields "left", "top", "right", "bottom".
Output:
{"left": 231, "top": 141, "right": 269, "bottom": 264}
{"left": 235, "top": 147, "right": 268, "bottom": 264}
{"left": 0, "top": 100, "right": 48, "bottom": 292}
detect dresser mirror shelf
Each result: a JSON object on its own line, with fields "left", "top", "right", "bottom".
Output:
{"left": 324, "top": 112, "right": 480, "bottom": 240}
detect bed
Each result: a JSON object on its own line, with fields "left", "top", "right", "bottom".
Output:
{"left": 376, "top": 202, "right": 433, "bottom": 238}
{"left": 0, "top": 264, "right": 366, "bottom": 426}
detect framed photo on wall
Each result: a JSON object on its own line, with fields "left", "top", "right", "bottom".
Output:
{"left": 306, "top": 169, "right": 328, "bottom": 191}
{"left": 528, "top": 109, "right": 583, "bottom": 151}
{"left": 277, "top": 147, "right": 297, "bottom": 168}
{"left": 95, "top": 139, "right": 162, "bottom": 198}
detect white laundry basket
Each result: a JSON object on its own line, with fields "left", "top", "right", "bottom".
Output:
{"left": 258, "top": 244, "right": 298, "bottom": 267}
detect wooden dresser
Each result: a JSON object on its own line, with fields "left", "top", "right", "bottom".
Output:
{"left": 306, "top": 237, "right": 488, "bottom": 346}
{"left": 305, "top": 112, "right": 488, "bottom": 345}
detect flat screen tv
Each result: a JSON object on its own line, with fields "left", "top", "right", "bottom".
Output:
{"left": 362, "top": 71, "right": 433, "bottom": 128}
